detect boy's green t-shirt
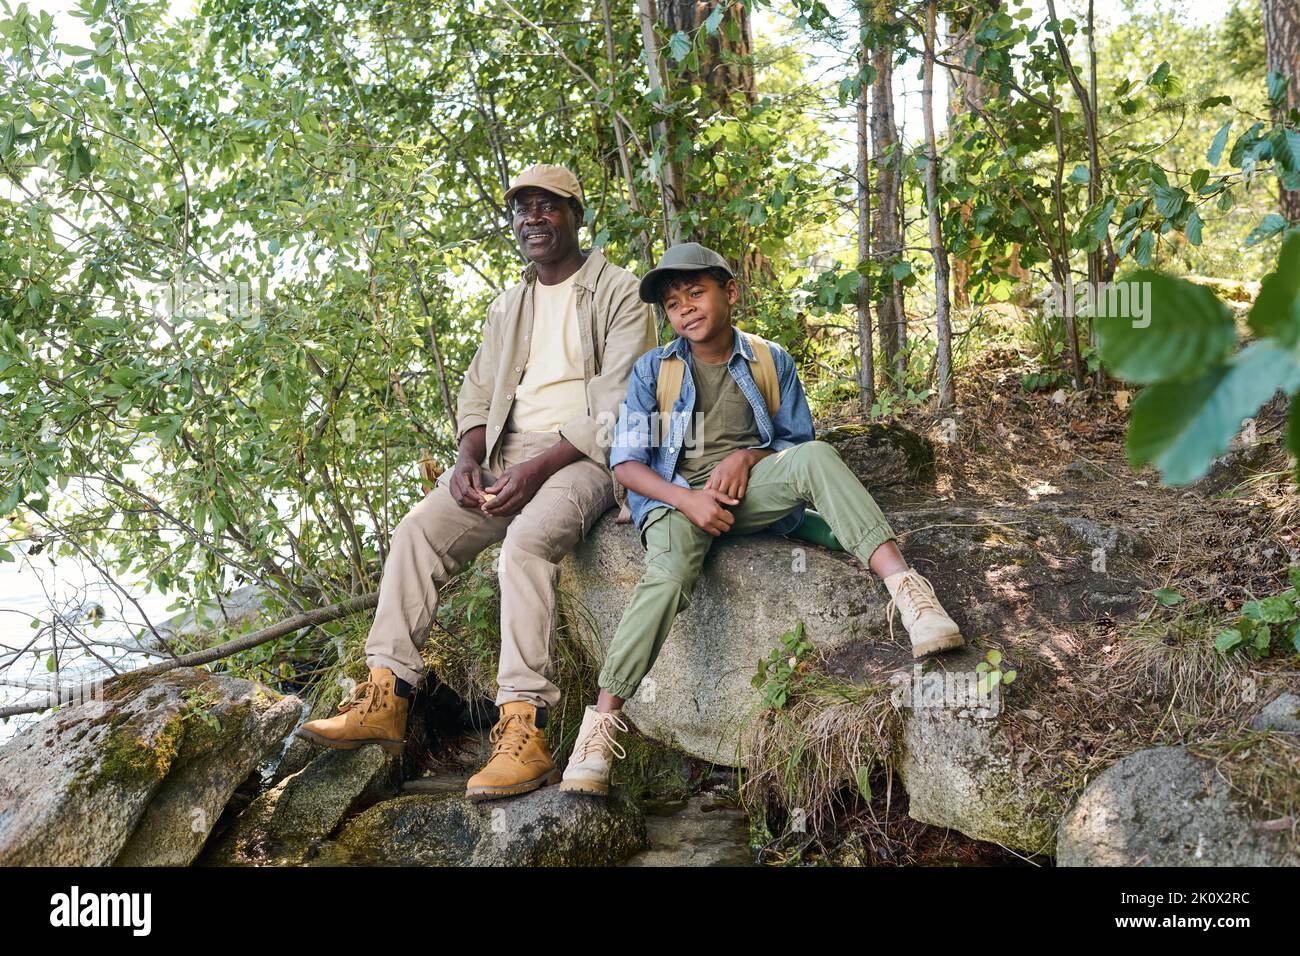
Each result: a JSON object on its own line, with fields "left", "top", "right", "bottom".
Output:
{"left": 677, "top": 356, "right": 760, "bottom": 485}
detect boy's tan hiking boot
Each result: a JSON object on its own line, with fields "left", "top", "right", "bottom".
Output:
{"left": 294, "top": 666, "right": 408, "bottom": 756}
{"left": 465, "top": 701, "right": 560, "bottom": 801}
{"left": 884, "top": 569, "right": 964, "bottom": 658}
{"left": 559, "top": 705, "right": 628, "bottom": 797}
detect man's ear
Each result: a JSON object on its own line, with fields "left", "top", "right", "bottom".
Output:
{"left": 726, "top": 278, "right": 740, "bottom": 304}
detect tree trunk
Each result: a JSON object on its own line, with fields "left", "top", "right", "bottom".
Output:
{"left": 871, "top": 34, "right": 904, "bottom": 384}
{"left": 650, "top": 2, "right": 768, "bottom": 291}
{"left": 857, "top": 2, "right": 874, "bottom": 410}
{"left": 637, "top": 0, "right": 685, "bottom": 244}
{"left": 945, "top": 0, "right": 998, "bottom": 309}
{"left": 1262, "top": 0, "right": 1300, "bottom": 222}
{"left": 659, "top": 0, "right": 757, "bottom": 105}
{"left": 922, "top": 0, "right": 953, "bottom": 408}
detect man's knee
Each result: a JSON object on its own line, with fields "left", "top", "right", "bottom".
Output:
{"left": 501, "top": 505, "right": 580, "bottom": 564}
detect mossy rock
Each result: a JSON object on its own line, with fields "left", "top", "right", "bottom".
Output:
{"left": 314, "top": 786, "right": 646, "bottom": 866}
{"left": 819, "top": 423, "right": 936, "bottom": 493}
{"left": 0, "top": 667, "right": 299, "bottom": 866}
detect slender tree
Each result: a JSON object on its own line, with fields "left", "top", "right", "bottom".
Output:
{"left": 857, "top": 0, "right": 875, "bottom": 409}
{"left": 1261, "top": 0, "right": 1300, "bottom": 222}
{"left": 922, "top": 0, "right": 954, "bottom": 407}
{"left": 870, "top": 12, "right": 905, "bottom": 384}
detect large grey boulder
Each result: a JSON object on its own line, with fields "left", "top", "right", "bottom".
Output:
{"left": 0, "top": 668, "right": 299, "bottom": 866}
{"left": 314, "top": 786, "right": 646, "bottom": 866}
{"left": 559, "top": 496, "right": 1147, "bottom": 855}
{"left": 1056, "top": 744, "right": 1300, "bottom": 866}
{"left": 1252, "top": 693, "right": 1300, "bottom": 734}
{"left": 203, "top": 745, "right": 398, "bottom": 866}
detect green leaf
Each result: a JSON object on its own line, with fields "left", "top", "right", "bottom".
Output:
{"left": 1125, "top": 341, "right": 1300, "bottom": 485}
{"left": 1246, "top": 213, "right": 1287, "bottom": 247}
{"left": 1134, "top": 229, "right": 1155, "bottom": 266}
{"left": 1001, "top": 669, "right": 1017, "bottom": 684}
{"left": 855, "top": 764, "right": 873, "bottom": 801}
{"left": 1068, "top": 164, "right": 1090, "bottom": 184}
{"left": 1247, "top": 233, "right": 1300, "bottom": 348}
{"left": 1207, "top": 121, "right": 1232, "bottom": 166}
{"left": 1095, "top": 272, "right": 1235, "bottom": 385}
{"left": 985, "top": 648, "right": 1002, "bottom": 666}
{"left": 1267, "top": 70, "right": 1289, "bottom": 107}
{"left": 1215, "top": 628, "right": 1244, "bottom": 654}
{"left": 1185, "top": 208, "right": 1203, "bottom": 246}
{"left": 704, "top": 3, "right": 724, "bottom": 35}
{"left": 1254, "top": 594, "right": 1297, "bottom": 624}
{"left": 1267, "top": 126, "right": 1300, "bottom": 174}
{"left": 668, "top": 31, "right": 691, "bottom": 62}
{"left": 1152, "top": 184, "right": 1187, "bottom": 218}
{"left": 1153, "top": 587, "right": 1184, "bottom": 606}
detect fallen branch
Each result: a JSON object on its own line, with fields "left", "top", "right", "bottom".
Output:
{"left": 0, "top": 592, "right": 379, "bottom": 720}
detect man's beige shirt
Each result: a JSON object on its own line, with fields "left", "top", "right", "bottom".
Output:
{"left": 456, "top": 248, "right": 657, "bottom": 474}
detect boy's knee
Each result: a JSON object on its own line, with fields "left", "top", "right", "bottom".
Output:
{"left": 795, "top": 439, "right": 840, "bottom": 469}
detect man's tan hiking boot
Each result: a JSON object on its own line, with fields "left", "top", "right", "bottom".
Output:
{"left": 294, "top": 666, "right": 408, "bottom": 756}
{"left": 559, "top": 706, "right": 628, "bottom": 797}
{"left": 884, "top": 569, "right": 964, "bottom": 658}
{"left": 465, "top": 701, "right": 560, "bottom": 801}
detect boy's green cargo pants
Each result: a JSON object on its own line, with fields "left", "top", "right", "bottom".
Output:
{"left": 598, "top": 440, "right": 896, "bottom": 699}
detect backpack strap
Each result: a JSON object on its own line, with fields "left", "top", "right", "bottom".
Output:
{"left": 743, "top": 332, "right": 781, "bottom": 417}
{"left": 655, "top": 353, "right": 686, "bottom": 445}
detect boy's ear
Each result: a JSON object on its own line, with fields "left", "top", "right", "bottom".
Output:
{"left": 725, "top": 278, "right": 740, "bottom": 305}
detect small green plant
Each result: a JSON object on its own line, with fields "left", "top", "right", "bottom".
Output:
{"left": 1215, "top": 566, "right": 1300, "bottom": 659}
{"left": 1019, "top": 367, "right": 1068, "bottom": 392}
{"left": 975, "top": 648, "right": 1017, "bottom": 695}
{"left": 752, "top": 622, "right": 814, "bottom": 710}
{"left": 869, "top": 384, "right": 933, "bottom": 419}
{"left": 180, "top": 686, "right": 223, "bottom": 734}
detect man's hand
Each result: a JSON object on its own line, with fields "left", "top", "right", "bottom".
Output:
{"left": 704, "top": 449, "right": 762, "bottom": 501}
{"left": 480, "top": 458, "right": 549, "bottom": 517}
{"left": 678, "top": 487, "right": 739, "bottom": 536}
{"left": 449, "top": 458, "right": 492, "bottom": 508}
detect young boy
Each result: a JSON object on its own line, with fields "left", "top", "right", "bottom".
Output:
{"left": 559, "top": 242, "right": 964, "bottom": 796}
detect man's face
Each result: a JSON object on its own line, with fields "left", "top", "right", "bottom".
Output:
{"left": 662, "top": 273, "right": 738, "bottom": 345}
{"left": 511, "top": 187, "right": 580, "bottom": 264}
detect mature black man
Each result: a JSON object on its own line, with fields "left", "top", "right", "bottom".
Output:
{"left": 296, "top": 164, "right": 656, "bottom": 800}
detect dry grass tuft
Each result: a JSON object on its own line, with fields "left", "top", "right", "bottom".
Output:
{"left": 1190, "top": 729, "right": 1300, "bottom": 835}
{"left": 740, "top": 675, "right": 901, "bottom": 838}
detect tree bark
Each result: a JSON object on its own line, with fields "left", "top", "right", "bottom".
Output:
{"left": 871, "top": 31, "right": 905, "bottom": 383}
{"left": 1261, "top": 0, "right": 1300, "bottom": 222}
{"left": 922, "top": 1, "right": 953, "bottom": 407}
{"left": 638, "top": 0, "right": 685, "bottom": 243}
{"left": 945, "top": 0, "right": 998, "bottom": 309}
{"left": 857, "top": 2, "right": 874, "bottom": 410}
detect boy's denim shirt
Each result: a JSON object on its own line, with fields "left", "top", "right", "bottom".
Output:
{"left": 609, "top": 326, "right": 815, "bottom": 534}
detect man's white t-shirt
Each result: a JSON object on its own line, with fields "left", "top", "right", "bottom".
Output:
{"left": 506, "top": 271, "right": 588, "bottom": 433}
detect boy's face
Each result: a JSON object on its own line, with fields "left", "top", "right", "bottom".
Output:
{"left": 661, "top": 273, "right": 739, "bottom": 345}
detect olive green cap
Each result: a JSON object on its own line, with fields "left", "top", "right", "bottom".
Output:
{"left": 638, "top": 242, "right": 735, "bottom": 303}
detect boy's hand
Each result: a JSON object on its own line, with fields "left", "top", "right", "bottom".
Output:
{"left": 678, "top": 488, "right": 739, "bottom": 536}
{"left": 705, "top": 449, "right": 759, "bottom": 501}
